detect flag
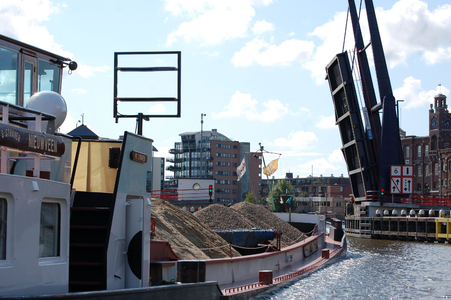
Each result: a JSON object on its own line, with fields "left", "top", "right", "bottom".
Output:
{"left": 286, "top": 197, "right": 292, "bottom": 204}
{"left": 237, "top": 158, "right": 246, "bottom": 181}
{"left": 263, "top": 158, "right": 279, "bottom": 176}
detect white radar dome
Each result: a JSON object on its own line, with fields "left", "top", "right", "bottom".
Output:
{"left": 26, "top": 91, "right": 67, "bottom": 130}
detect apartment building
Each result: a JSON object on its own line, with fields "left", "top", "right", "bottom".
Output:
{"left": 167, "top": 129, "right": 261, "bottom": 203}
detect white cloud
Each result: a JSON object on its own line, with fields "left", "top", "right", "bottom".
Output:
{"left": 393, "top": 77, "right": 450, "bottom": 109}
{"left": 316, "top": 114, "right": 336, "bottom": 129}
{"left": 213, "top": 91, "right": 289, "bottom": 122}
{"left": 213, "top": 91, "right": 257, "bottom": 118}
{"left": 0, "top": 1, "right": 109, "bottom": 79}
{"left": 0, "top": 0, "right": 74, "bottom": 58}
{"left": 165, "top": 0, "right": 273, "bottom": 46}
{"left": 297, "top": 158, "right": 339, "bottom": 177}
{"left": 303, "top": 11, "right": 350, "bottom": 84}
{"left": 252, "top": 20, "right": 274, "bottom": 35}
{"left": 232, "top": 38, "right": 314, "bottom": 67}
{"left": 73, "top": 64, "right": 110, "bottom": 79}
{"left": 295, "top": 148, "right": 346, "bottom": 177}
{"left": 328, "top": 148, "right": 345, "bottom": 164}
{"left": 148, "top": 104, "right": 166, "bottom": 114}
{"left": 378, "top": 0, "right": 451, "bottom": 67}
{"left": 247, "top": 99, "right": 289, "bottom": 122}
{"left": 305, "top": 1, "right": 451, "bottom": 84}
{"left": 272, "top": 131, "right": 318, "bottom": 151}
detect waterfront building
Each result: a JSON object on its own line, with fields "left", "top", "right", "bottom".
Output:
{"left": 261, "top": 173, "right": 351, "bottom": 199}
{"left": 401, "top": 93, "right": 451, "bottom": 195}
{"left": 166, "top": 129, "right": 261, "bottom": 203}
{"left": 295, "top": 196, "right": 347, "bottom": 219}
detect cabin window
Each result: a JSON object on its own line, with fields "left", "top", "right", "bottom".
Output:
{"left": 0, "top": 198, "right": 6, "bottom": 260}
{"left": 38, "top": 60, "right": 61, "bottom": 93}
{"left": 23, "top": 61, "right": 34, "bottom": 105}
{"left": 39, "top": 202, "right": 60, "bottom": 258}
{"left": 0, "top": 47, "right": 18, "bottom": 105}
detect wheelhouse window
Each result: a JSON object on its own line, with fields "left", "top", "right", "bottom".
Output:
{"left": 24, "top": 61, "right": 33, "bottom": 105}
{"left": 0, "top": 198, "right": 6, "bottom": 260}
{"left": 0, "top": 47, "right": 18, "bottom": 105}
{"left": 39, "top": 202, "right": 60, "bottom": 258}
{"left": 38, "top": 60, "right": 61, "bottom": 93}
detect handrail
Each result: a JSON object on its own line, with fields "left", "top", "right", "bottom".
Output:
{"left": 0, "top": 100, "right": 56, "bottom": 122}
{"left": 365, "top": 190, "right": 451, "bottom": 207}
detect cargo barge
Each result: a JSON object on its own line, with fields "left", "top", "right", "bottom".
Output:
{"left": 0, "top": 33, "right": 346, "bottom": 300}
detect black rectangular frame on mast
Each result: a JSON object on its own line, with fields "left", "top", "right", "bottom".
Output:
{"left": 113, "top": 51, "right": 181, "bottom": 135}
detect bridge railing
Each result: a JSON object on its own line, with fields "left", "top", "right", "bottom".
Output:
{"left": 365, "top": 190, "right": 451, "bottom": 207}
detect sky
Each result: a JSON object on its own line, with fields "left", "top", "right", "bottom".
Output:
{"left": 1, "top": 0, "right": 451, "bottom": 180}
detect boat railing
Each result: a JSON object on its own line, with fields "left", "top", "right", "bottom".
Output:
{"left": 222, "top": 282, "right": 266, "bottom": 296}
{"left": 0, "top": 100, "right": 63, "bottom": 177}
{"left": 222, "top": 245, "right": 343, "bottom": 296}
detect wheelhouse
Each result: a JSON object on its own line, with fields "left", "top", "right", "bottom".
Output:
{"left": 0, "top": 34, "right": 71, "bottom": 107}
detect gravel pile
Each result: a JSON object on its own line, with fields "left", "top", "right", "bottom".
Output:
{"left": 231, "top": 202, "right": 305, "bottom": 247}
{"left": 193, "top": 204, "right": 255, "bottom": 230}
{"left": 194, "top": 202, "right": 305, "bottom": 248}
{"left": 151, "top": 199, "right": 241, "bottom": 260}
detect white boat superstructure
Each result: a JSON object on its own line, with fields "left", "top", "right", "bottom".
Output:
{"left": 0, "top": 34, "right": 154, "bottom": 296}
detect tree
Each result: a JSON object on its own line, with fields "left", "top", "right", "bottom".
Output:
{"left": 244, "top": 190, "right": 258, "bottom": 204}
{"left": 271, "top": 179, "right": 295, "bottom": 212}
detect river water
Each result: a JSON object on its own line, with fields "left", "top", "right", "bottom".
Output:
{"left": 257, "top": 237, "right": 451, "bottom": 299}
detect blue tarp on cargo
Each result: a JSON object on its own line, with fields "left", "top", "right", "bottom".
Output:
{"left": 214, "top": 229, "right": 275, "bottom": 248}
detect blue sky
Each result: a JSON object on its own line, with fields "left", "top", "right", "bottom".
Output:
{"left": 1, "top": 0, "right": 451, "bottom": 179}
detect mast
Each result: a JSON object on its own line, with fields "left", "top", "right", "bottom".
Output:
{"left": 363, "top": 0, "right": 404, "bottom": 193}
{"left": 348, "top": 0, "right": 382, "bottom": 190}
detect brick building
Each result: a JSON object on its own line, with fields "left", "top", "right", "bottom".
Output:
{"left": 401, "top": 93, "right": 451, "bottom": 195}
{"left": 261, "top": 174, "right": 351, "bottom": 199}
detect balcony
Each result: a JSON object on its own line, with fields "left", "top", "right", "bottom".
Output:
{"left": 166, "top": 165, "right": 182, "bottom": 171}
{"left": 166, "top": 157, "right": 183, "bottom": 163}
{"left": 169, "top": 148, "right": 183, "bottom": 154}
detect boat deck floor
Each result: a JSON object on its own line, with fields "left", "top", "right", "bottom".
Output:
{"left": 219, "top": 235, "right": 342, "bottom": 292}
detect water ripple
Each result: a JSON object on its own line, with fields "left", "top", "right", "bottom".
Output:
{"left": 256, "top": 238, "right": 451, "bottom": 300}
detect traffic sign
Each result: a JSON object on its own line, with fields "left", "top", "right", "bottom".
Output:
{"left": 403, "top": 178, "right": 412, "bottom": 193}
{"left": 402, "top": 166, "right": 413, "bottom": 177}
{"left": 391, "top": 177, "right": 402, "bottom": 194}
{"left": 390, "top": 165, "right": 413, "bottom": 194}
{"left": 391, "top": 166, "right": 401, "bottom": 176}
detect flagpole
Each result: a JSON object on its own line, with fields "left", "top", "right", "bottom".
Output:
{"left": 258, "top": 143, "right": 275, "bottom": 211}
{"left": 261, "top": 148, "right": 275, "bottom": 211}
